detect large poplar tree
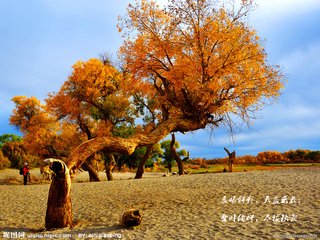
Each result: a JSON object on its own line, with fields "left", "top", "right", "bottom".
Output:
{"left": 42, "top": 0, "right": 284, "bottom": 229}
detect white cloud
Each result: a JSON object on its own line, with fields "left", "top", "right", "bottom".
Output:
{"left": 237, "top": 121, "right": 320, "bottom": 143}
{"left": 231, "top": 104, "right": 320, "bottom": 154}
{"left": 276, "top": 42, "right": 320, "bottom": 105}
{"left": 255, "top": 0, "right": 320, "bottom": 16}
{"left": 264, "top": 104, "right": 320, "bottom": 123}
{"left": 251, "top": 0, "right": 320, "bottom": 35}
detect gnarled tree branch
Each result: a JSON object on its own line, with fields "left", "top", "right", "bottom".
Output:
{"left": 67, "top": 118, "right": 207, "bottom": 171}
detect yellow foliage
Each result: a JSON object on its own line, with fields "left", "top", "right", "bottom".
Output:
{"left": 119, "top": 0, "right": 285, "bottom": 124}
{"left": 46, "top": 58, "right": 133, "bottom": 139}
{"left": 256, "top": 151, "right": 288, "bottom": 164}
{"left": 0, "top": 150, "right": 10, "bottom": 169}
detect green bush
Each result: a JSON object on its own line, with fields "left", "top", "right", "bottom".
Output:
{"left": 1, "top": 141, "right": 40, "bottom": 168}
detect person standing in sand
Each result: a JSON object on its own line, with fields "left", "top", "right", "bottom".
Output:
{"left": 22, "top": 162, "right": 30, "bottom": 185}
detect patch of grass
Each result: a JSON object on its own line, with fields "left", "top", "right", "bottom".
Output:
{"left": 263, "top": 163, "right": 320, "bottom": 167}
{"left": 182, "top": 162, "right": 320, "bottom": 174}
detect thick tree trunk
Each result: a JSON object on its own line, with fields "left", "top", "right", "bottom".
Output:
{"left": 228, "top": 159, "right": 234, "bottom": 172}
{"left": 170, "top": 133, "right": 184, "bottom": 175}
{"left": 105, "top": 167, "right": 113, "bottom": 181}
{"left": 105, "top": 153, "right": 116, "bottom": 181}
{"left": 229, "top": 163, "right": 233, "bottom": 172}
{"left": 176, "top": 158, "right": 184, "bottom": 175}
{"left": 45, "top": 159, "right": 72, "bottom": 230}
{"left": 224, "top": 147, "right": 236, "bottom": 172}
{"left": 135, "top": 145, "right": 153, "bottom": 179}
{"left": 82, "top": 161, "right": 100, "bottom": 182}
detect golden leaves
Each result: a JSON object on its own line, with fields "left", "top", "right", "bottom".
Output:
{"left": 68, "top": 58, "right": 118, "bottom": 100}
{"left": 10, "top": 96, "right": 62, "bottom": 157}
{"left": 10, "top": 96, "right": 49, "bottom": 133}
{"left": 119, "top": 0, "right": 285, "bottom": 123}
{"left": 46, "top": 57, "right": 135, "bottom": 142}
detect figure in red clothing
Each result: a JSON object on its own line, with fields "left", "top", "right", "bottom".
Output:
{"left": 22, "top": 162, "right": 30, "bottom": 185}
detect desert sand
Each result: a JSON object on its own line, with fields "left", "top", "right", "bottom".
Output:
{"left": 0, "top": 167, "right": 319, "bottom": 240}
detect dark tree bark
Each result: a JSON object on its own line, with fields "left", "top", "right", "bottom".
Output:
{"left": 170, "top": 133, "right": 184, "bottom": 175}
{"left": 67, "top": 119, "right": 207, "bottom": 171}
{"left": 77, "top": 120, "right": 100, "bottom": 181}
{"left": 167, "top": 162, "right": 173, "bottom": 173}
{"left": 82, "top": 161, "right": 101, "bottom": 182}
{"left": 105, "top": 153, "right": 116, "bottom": 181}
{"left": 224, "top": 147, "right": 236, "bottom": 172}
{"left": 135, "top": 145, "right": 153, "bottom": 179}
{"left": 45, "top": 159, "right": 72, "bottom": 230}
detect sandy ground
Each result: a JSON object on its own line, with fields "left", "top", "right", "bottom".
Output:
{"left": 0, "top": 167, "right": 319, "bottom": 240}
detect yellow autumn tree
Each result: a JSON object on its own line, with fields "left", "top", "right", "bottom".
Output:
{"left": 256, "top": 151, "right": 288, "bottom": 164}
{"left": 46, "top": 58, "right": 134, "bottom": 138}
{"left": 10, "top": 96, "right": 60, "bottom": 158}
{"left": 118, "top": 0, "right": 284, "bottom": 126}
{"left": 46, "top": 58, "right": 137, "bottom": 180}
{"left": 10, "top": 96, "right": 85, "bottom": 160}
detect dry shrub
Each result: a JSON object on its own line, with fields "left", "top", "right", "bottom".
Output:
{"left": 184, "top": 163, "right": 192, "bottom": 169}
{"left": 257, "top": 151, "right": 287, "bottom": 164}
{"left": 29, "top": 174, "right": 41, "bottom": 184}
{"left": 190, "top": 158, "right": 208, "bottom": 168}
{"left": 191, "top": 158, "right": 204, "bottom": 165}
{"left": 3, "top": 176, "right": 20, "bottom": 184}
{"left": 119, "top": 164, "right": 130, "bottom": 172}
{"left": 144, "top": 167, "right": 152, "bottom": 172}
{"left": 205, "top": 159, "right": 219, "bottom": 165}
{"left": 153, "top": 162, "right": 166, "bottom": 172}
{"left": 0, "top": 150, "right": 10, "bottom": 170}
{"left": 190, "top": 165, "right": 200, "bottom": 170}
{"left": 200, "top": 161, "right": 208, "bottom": 168}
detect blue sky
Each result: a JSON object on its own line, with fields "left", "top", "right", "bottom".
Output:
{"left": 1, "top": 0, "right": 320, "bottom": 158}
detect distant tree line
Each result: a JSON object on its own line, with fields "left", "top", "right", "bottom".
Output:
{"left": 1, "top": 132, "right": 319, "bottom": 171}
{"left": 191, "top": 149, "right": 320, "bottom": 165}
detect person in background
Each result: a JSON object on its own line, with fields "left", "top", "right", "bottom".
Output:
{"left": 22, "top": 162, "right": 30, "bottom": 185}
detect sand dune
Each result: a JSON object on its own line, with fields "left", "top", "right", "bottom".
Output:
{"left": 0, "top": 167, "right": 319, "bottom": 239}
